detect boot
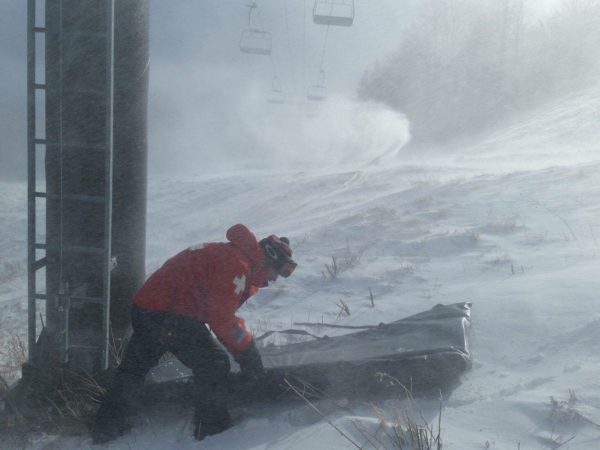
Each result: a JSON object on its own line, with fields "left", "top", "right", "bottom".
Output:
{"left": 91, "top": 372, "right": 139, "bottom": 444}
{"left": 92, "top": 402, "right": 131, "bottom": 444}
{"left": 193, "top": 402, "right": 232, "bottom": 441}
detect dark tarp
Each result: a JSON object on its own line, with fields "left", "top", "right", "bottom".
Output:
{"left": 145, "top": 302, "right": 472, "bottom": 406}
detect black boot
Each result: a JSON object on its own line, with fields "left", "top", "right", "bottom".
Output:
{"left": 92, "top": 372, "right": 140, "bottom": 444}
{"left": 92, "top": 402, "right": 131, "bottom": 444}
{"left": 193, "top": 402, "right": 232, "bottom": 441}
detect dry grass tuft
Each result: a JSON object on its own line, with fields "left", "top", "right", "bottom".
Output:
{"left": 0, "top": 333, "right": 27, "bottom": 384}
{"left": 355, "top": 373, "right": 443, "bottom": 450}
{"left": 322, "top": 242, "right": 372, "bottom": 280}
{"left": 285, "top": 372, "right": 443, "bottom": 450}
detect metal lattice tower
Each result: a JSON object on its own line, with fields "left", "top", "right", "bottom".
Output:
{"left": 26, "top": 0, "right": 149, "bottom": 374}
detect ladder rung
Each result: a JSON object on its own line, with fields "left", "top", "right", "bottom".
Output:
{"left": 65, "top": 141, "right": 106, "bottom": 151}
{"left": 66, "top": 193, "right": 105, "bottom": 203}
{"left": 34, "top": 83, "right": 46, "bottom": 90}
{"left": 71, "top": 296, "right": 105, "bottom": 305}
{"left": 64, "top": 246, "right": 105, "bottom": 255}
{"left": 63, "top": 88, "right": 106, "bottom": 96}
{"left": 34, "top": 192, "right": 105, "bottom": 204}
{"left": 32, "top": 257, "right": 48, "bottom": 271}
{"left": 33, "top": 26, "right": 47, "bottom": 33}
{"left": 67, "top": 31, "right": 107, "bottom": 39}
{"left": 43, "top": 87, "right": 106, "bottom": 97}
{"left": 33, "top": 139, "right": 106, "bottom": 152}
{"left": 34, "top": 243, "right": 105, "bottom": 255}
{"left": 36, "top": 294, "right": 109, "bottom": 305}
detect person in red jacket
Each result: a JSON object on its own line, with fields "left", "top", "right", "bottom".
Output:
{"left": 93, "top": 224, "right": 296, "bottom": 443}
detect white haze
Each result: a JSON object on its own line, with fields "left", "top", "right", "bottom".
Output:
{"left": 146, "top": 0, "right": 581, "bottom": 178}
{"left": 0, "top": 0, "right": 579, "bottom": 179}
{"left": 150, "top": 65, "right": 411, "bottom": 173}
{"left": 147, "top": 0, "right": 418, "bottom": 176}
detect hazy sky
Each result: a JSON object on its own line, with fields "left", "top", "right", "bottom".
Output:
{"left": 147, "top": 1, "right": 420, "bottom": 175}
{"left": 0, "top": 0, "right": 564, "bottom": 180}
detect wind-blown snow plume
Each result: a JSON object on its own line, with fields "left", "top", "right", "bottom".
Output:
{"left": 149, "top": 67, "right": 411, "bottom": 175}
{"left": 245, "top": 95, "right": 411, "bottom": 170}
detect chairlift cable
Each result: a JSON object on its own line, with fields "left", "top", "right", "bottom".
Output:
{"left": 283, "top": 0, "right": 298, "bottom": 89}
{"left": 318, "top": 24, "right": 330, "bottom": 73}
{"left": 268, "top": 53, "right": 279, "bottom": 80}
{"left": 246, "top": 0, "right": 255, "bottom": 26}
{"left": 303, "top": 0, "right": 307, "bottom": 88}
{"left": 253, "top": 1, "right": 284, "bottom": 94}
{"left": 255, "top": 5, "right": 281, "bottom": 81}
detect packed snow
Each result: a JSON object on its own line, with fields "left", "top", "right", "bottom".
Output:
{"left": 2, "top": 87, "right": 600, "bottom": 450}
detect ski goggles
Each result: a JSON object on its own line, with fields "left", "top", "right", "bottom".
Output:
{"left": 278, "top": 259, "right": 297, "bottom": 278}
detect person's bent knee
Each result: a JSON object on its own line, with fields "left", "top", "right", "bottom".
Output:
{"left": 193, "top": 351, "right": 231, "bottom": 383}
{"left": 215, "top": 352, "right": 231, "bottom": 375}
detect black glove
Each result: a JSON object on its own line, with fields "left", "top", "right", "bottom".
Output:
{"left": 159, "top": 313, "right": 180, "bottom": 347}
{"left": 236, "top": 341, "right": 265, "bottom": 381}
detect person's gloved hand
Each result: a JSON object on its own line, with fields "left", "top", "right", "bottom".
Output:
{"left": 159, "top": 314, "right": 179, "bottom": 347}
{"left": 261, "top": 368, "right": 289, "bottom": 398}
{"left": 236, "top": 341, "right": 265, "bottom": 382}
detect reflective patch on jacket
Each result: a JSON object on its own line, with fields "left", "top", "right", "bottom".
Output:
{"left": 232, "top": 324, "right": 246, "bottom": 344}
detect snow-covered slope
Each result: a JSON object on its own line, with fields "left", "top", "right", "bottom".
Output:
{"left": 2, "top": 83, "right": 600, "bottom": 449}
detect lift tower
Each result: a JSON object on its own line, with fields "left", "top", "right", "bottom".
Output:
{"left": 27, "top": 0, "right": 149, "bottom": 374}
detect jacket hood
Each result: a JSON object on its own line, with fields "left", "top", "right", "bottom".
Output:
{"left": 226, "top": 224, "right": 265, "bottom": 267}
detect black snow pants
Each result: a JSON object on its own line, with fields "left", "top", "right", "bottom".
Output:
{"left": 94, "top": 304, "right": 231, "bottom": 441}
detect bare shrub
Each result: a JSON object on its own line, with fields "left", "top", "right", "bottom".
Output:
{"left": 549, "top": 390, "right": 600, "bottom": 428}
{"left": 362, "top": 404, "right": 442, "bottom": 450}
{"left": 0, "top": 334, "right": 28, "bottom": 384}
{"left": 323, "top": 256, "right": 340, "bottom": 279}
{"left": 286, "top": 372, "right": 444, "bottom": 450}
{"left": 44, "top": 369, "right": 106, "bottom": 428}
{"left": 357, "top": 373, "right": 443, "bottom": 450}
{"left": 322, "top": 242, "right": 372, "bottom": 280}
{"left": 334, "top": 299, "right": 351, "bottom": 320}
{"left": 284, "top": 377, "right": 362, "bottom": 449}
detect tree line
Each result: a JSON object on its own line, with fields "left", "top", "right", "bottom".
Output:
{"left": 358, "top": 0, "right": 600, "bottom": 143}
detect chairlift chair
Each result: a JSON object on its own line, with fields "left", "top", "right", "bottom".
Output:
{"left": 313, "top": 0, "right": 354, "bottom": 27}
{"left": 239, "top": 29, "right": 272, "bottom": 55}
{"left": 307, "top": 70, "right": 327, "bottom": 101}
{"left": 267, "top": 76, "right": 286, "bottom": 104}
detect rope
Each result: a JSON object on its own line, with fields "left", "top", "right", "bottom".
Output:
{"left": 318, "top": 24, "right": 330, "bottom": 74}
{"left": 255, "top": 321, "right": 387, "bottom": 343}
{"left": 293, "top": 321, "right": 385, "bottom": 330}
{"left": 255, "top": 328, "right": 323, "bottom": 342}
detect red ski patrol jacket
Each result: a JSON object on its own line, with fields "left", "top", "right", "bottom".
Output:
{"left": 134, "top": 224, "right": 269, "bottom": 357}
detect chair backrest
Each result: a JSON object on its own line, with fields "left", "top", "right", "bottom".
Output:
{"left": 239, "top": 29, "right": 272, "bottom": 55}
{"left": 313, "top": 0, "right": 354, "bottom": 27}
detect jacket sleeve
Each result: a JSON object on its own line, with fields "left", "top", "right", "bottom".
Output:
{"left": 210, "top": 313, "right": 253, "bottom": 357}
{"left": 203, "top": 260, "right": 254, "bottom": 357}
